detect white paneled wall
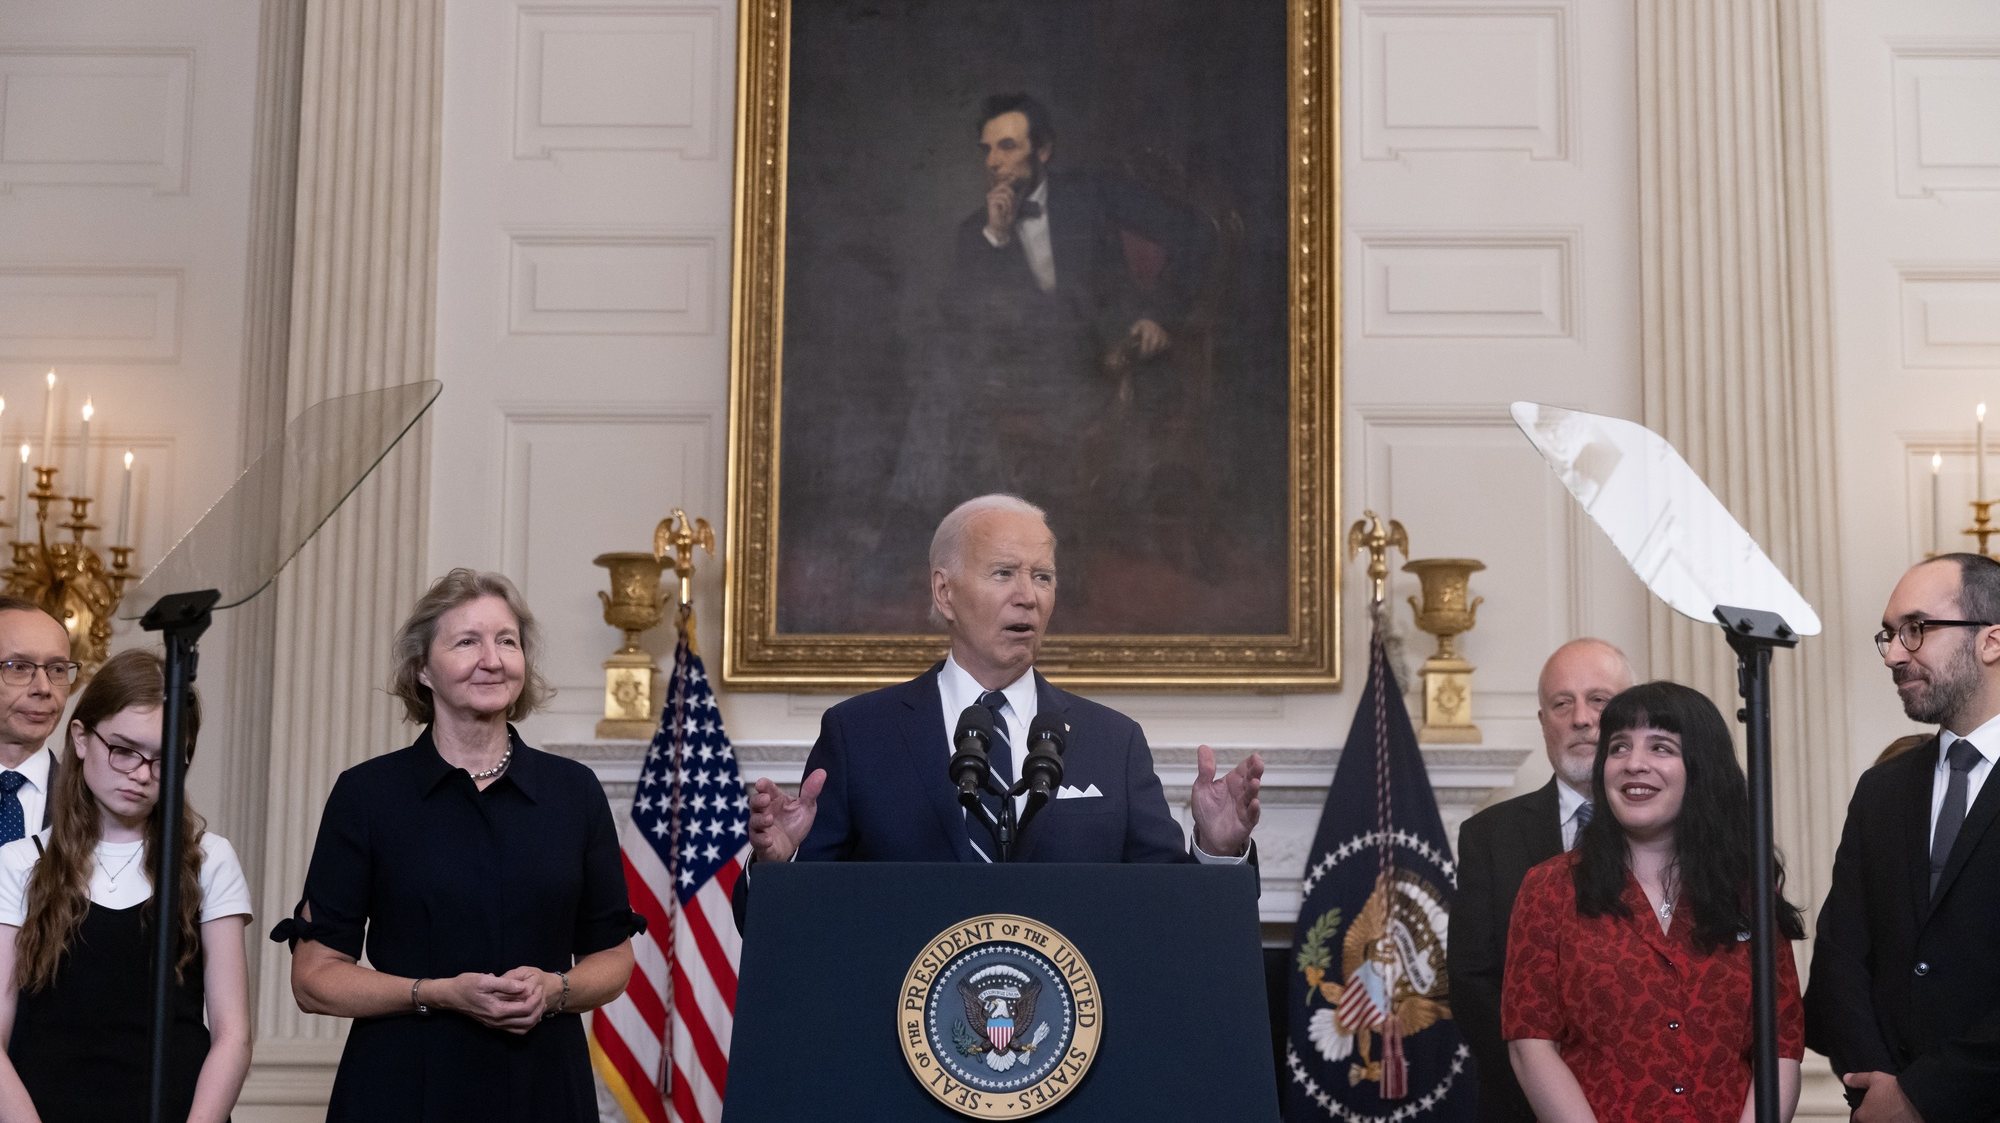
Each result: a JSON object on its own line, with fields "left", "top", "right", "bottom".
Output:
{"left": 0, "top": 0, "right": 261, "bottom": 837}
{"left": 1345, "top": 0, "right": 1647, "bottom": 805}
{"left": 1827, "top": 2, "right": 2000, "bottom": 777}
{"left": 431, "top": 0, "right": 735, "bottom": 754}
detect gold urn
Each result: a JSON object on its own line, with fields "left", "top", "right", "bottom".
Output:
{"left": 594, "top": 551, "right": 668, "bottom": 738}
{"left": 1404, "top": 557, "right": 1485, "bottom": 743}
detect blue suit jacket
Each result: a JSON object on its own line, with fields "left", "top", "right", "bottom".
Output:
{"left": 796, "top": 664, "right": 1190, "bottom": 864}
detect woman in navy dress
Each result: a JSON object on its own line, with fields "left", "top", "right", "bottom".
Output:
{"left": 278, "top": 569, "right": 635, "bottom": 1121}
{"left": 0, "top": 649, "right": 253, "bottom": 1121}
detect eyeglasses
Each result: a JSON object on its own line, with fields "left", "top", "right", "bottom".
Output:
{"left": 1874, "top": 619, "right": 1994, "bottom": 657}
{"left": 85, "top": 728, "right": 164, "bottom": 776}
{"left": 0, "top": 660, "right": 80, "bottom": 686}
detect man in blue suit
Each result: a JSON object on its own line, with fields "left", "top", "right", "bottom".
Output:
{"left": 747, "top": 494, "right": 1263, "bottom": 865}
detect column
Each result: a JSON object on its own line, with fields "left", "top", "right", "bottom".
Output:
{"left": 1634, "top": 0, "right": 1849, "bottom": 909}
{"left": 242, "top": 0, "right": 442, "bottom": 1101}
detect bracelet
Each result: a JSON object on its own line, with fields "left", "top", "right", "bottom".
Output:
{"left": 411, "top": 977, "right": 431, "bottom": 1016}
{"left": 543, "top": 970, "right": 571, "bottom": 1020}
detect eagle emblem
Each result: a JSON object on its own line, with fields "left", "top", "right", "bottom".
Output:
{"left": 1297, "top": 868, "right": 1452, "bottom": 1097}
{"left": 954, "top": 965, "right": 1051, "bottom": 1071}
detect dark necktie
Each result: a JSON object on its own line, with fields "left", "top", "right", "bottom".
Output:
{"left": 0, "top": 771, "right": 27, "bottom": 845}
{"left": 1015, "top": 199, "right": 1043, "bottom": 220}
{"left": 980, "top": 687, "right": 1016, "bottom": 791}
{"left": 1930, "top": 738, "right": 1983, "bottom": 894}
{"left": 1568, "top": 801, "right": 1592, "bottom": 850}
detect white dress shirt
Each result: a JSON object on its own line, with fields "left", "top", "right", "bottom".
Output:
{"left": 1931, "top": 713, "right": 2000, "bottom": 839}
{"left": 983, "top": 177, "right": 1057, "bottom": 293}
{"left": 0, "top": 746, "right": 51, "bottom": 837}
{"left": 1557, "top": 779, "right": 1591, "bottom": 851}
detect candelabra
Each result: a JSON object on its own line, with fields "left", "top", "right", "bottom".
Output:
{"left": 1968, "top": 499, "right": 1996, "bottom": 559}
{"left": 6, "top": 465, "right": 137, "bottom": 675}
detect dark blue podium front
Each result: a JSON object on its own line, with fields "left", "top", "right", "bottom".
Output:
{"left": 724, "top": 862, "right": 1277, "bottom": 1121}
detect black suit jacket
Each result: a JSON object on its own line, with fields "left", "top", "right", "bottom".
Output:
{"left": 795, "top": 663, "right": 1190, "bottom": 864}
{"left": 1805, "top": 736, "right": 2000, "bottom": 1122}
{"left": 1448, "top": 778, "right": 1564, "bottom": 1123}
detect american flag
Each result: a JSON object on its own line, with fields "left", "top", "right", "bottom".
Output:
{"left": 589, "top": 629, "right": 750, "bottom": 1123}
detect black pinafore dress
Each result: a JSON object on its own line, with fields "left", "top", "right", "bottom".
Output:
{"left": 7, "top": 838, "right": 212, "bottom": 1121}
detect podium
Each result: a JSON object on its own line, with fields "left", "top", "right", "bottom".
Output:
{"left": 726, "top": 862, "right": 1278, "bottom": 1121}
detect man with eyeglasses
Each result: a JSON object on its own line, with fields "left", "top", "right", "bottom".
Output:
{"left": 0, "top": 596, "right": 78, "bottom": 846}
{"left": 1807, "top": 553, "right": 2000, "bottom": 1123}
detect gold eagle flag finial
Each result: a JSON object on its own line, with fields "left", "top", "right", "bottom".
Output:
{"left": 1346, "top": 510, "right": 1409, "bottom": 616}
{"left": 653, "top": 509, "right": 715, "bottom": 645}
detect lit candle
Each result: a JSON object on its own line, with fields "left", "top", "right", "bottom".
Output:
{"left": 1934, "top": 452, "right": 1944, "bottom": 555}
{"left": 117, "top": 450, "right": 133, "bottom": 545}
{"left": 38, "top": 372, "right": 54, "bottom": 467}
{"left": 77, "top": 398, "right": 92, "bottom": 500}
{"left": 1980, "top": 402, "right": 1990, "bottom": 502}
{"left": 14, "top": 445, "right": 27, "bottom": 533}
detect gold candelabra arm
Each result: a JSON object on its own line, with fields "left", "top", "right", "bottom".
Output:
{"left": 108, "top": 546, "right": 137, "bottom": 600}
{"left": 61, "top": 496, "right": 95, "bottom": 543}
{"left": 1969, "top": 499, "right": 1997, "bottom": 560}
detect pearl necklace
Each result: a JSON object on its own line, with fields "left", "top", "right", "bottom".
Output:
{"left": 98, "top": 846, "right": 141, "bottom": 887}
{"left": 466, "top": 745, "right": 512, "bottom": 782}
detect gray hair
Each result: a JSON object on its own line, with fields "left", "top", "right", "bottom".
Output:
{"left": 388, "top": 568, "right": 551, "bottom": 724}
{"left": 929, "top": 494, "right": 1052, "bottom": 575}
{"left": 927, "top": 494, "right": 1053, "bottom": 628}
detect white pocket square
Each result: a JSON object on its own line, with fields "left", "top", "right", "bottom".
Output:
{"left": 1056, "top": 784, "right": 1103, "bottom": 799}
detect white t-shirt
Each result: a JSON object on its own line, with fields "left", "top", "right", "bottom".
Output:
{"left": 0, "top": 831, "right": 253, "bottom": 925}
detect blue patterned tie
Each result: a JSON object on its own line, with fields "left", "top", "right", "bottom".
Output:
{"left": 978, "top": 691, "right": 1014, "bottom": 791}
{"left": 1569, "top": 800, "right": 1593, "bottom": 850}
{"left": 0, "top": 771, "right": 27, "bottom": 845}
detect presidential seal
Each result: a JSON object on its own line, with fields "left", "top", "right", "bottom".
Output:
{"left": 898, "top": 914, "right": 1102, "bottom": 1119}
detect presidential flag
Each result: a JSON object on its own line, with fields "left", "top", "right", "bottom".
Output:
{"left": 590, "top": 620, "right": 750, "bottom": 1123}
{"left": 1283, "top": 630, "right": 1476, "bottom": 1121}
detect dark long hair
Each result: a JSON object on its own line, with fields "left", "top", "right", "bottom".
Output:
{"left": 1571, "top": 681, "right": 1805, "bottom": 952}
{"left": 16, "top": 650, "right": 206, "bottom": 990}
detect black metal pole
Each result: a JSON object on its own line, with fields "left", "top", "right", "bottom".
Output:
{"left": 1715, "top": 605, "right": 1797, "bottom": 1123}
{"left": 140, "top": 590, "right": 218, "bottom": 1123}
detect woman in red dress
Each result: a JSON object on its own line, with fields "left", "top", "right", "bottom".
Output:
{"left": 1502, "top": 681, "right": 1806, "bottom": 1121}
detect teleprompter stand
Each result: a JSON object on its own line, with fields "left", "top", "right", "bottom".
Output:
{"left": 1716, "top": 605, "right": 1800, "bottom": 1123}
{"left": 1513, "top": 402, "right": 1823, "bottom": 1123}
{"left": 121, "top": 381, "right": 441, "bottom": 1123}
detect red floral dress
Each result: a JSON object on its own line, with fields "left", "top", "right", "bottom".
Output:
{"left": 1501, "top": 852, "right": 1803, "bottom": 1121}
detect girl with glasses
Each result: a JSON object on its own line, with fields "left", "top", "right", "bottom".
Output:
{"left": 0, "top": 649, "right": 251, "bottom": 1121}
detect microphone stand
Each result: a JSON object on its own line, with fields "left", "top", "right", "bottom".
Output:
{"left": 959, "top": 779, "right": 1021, "bottom": 862}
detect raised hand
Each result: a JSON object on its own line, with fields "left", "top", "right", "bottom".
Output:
{"left": 985, "top": 182, "right": 1019, "bottom": 243}
{"left": 1189, "top": 745, "right": 1263, "bottom": 858}
{"left": 748, "top": 769, "right": 827, "bottom": 864}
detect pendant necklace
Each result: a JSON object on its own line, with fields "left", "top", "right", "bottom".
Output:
{"left": 98, "top": 846, "right": 141, "bottom": 887}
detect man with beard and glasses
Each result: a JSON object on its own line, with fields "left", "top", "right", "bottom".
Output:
{"left": 1807, "top": 553, "right": 2000, "bottom": 1123}
{"left": 1448, "top": 637, "right": 1633, "bottom": 1123}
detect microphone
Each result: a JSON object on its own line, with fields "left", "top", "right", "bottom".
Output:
{"left": 1022, "top": 712, "right": 1066, "bottom": 797}
{"left": 949, "top": 704, "right": 996, "bottom": 797}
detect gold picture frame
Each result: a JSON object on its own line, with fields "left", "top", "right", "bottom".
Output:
{"left": 723, "top": 0, "right": 1340, "bottom": 690}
